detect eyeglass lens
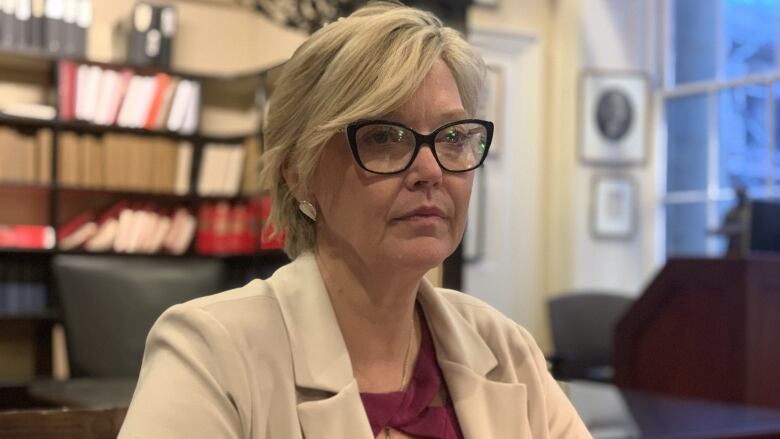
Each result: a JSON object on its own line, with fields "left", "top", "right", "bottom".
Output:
{"left": 354, "top": 122, "right": 488, "bottom": 173}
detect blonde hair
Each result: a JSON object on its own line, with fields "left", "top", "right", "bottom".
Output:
{"left": 259, "top": 1, "right": 485, "bottom": 258}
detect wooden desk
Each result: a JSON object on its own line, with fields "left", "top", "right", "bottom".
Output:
{"left": 566, "top": 380, "right": 780, "bottom": 438}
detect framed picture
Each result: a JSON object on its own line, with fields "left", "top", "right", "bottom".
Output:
{"left": 590, "top": 174, "right": 637, "bottom": 240}
{"left": 579, "top": 70, "right": 648, "bottom": 166}
{"left": 476, "top": 63, "right": 504, "bottom": 156}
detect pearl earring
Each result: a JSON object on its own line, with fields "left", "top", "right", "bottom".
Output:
{"left": 298, "top": 200, "right": 317, "bottom": 221}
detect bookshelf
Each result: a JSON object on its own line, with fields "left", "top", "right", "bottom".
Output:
{"left": 0, "top": 47, "right": 287, "bottom": 379}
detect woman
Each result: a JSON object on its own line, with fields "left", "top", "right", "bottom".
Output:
{"left": 119, "top": 2, "right": 590, "bottom": 438}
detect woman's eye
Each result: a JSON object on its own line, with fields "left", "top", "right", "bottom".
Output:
{"left": 444, "top": 129, "right": 464, "bottom": 143}
{"left": 366, "top": 128, "right": 406, "bottom": 144}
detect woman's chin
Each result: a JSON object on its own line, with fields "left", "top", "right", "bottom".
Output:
{"left": 383, "top": 237, "right": 454, "bottom": 272}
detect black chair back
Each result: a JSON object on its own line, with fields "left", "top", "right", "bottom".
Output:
{"left": 548, "top": 292, "right": 633, "bottom": 382}
{"left": 52, "top": 255, "right": 224, "bottom": 378}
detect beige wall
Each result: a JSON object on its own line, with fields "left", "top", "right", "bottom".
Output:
{"left": 466, "top": 0, "right": 661, "bottom": 351}
{"left": 89, "top": 0, "right": 306, "bottom": 75}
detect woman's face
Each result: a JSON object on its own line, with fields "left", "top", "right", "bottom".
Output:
{"left": 310, "top": 59, "right": 474, "bottom": 274}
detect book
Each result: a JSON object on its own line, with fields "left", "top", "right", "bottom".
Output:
{"left": 146, "top": 212, "right": 171, "bottom": 254}
{"left": 92, "top": 68, "right": 119, "bottom": 125}
{"left": 61, "top": 0, "right": 77, "bottom": 55}
{"left": 57, "top": 211, "right": 96, "bottom": 250}
{"left": 44, "top": 0, "right": 65, "bottom": 54}
{"left": 57, "top": 131, "right": 80, "bottom": 187}
{"left": 57, "top": 61, "right": 77, "bottom": 121}
{"left": 0, "top": 224, "right": 55, "bottom": 249}
{"left": 73, "top": 63, "right": 89, "bottom": 120}
{"left": 166, "top": 79, "right": 192, "bottom": 133}
{"left": 195, "top": 203, "right": 214, "bottom": 255}
{"left": 83, "top": 201, "right": 126, "bottom": 252}
{"left": 30, "top": 0, "right": 44, "bottom": 50}
{"left": 116, "top": 75, "right": 143, "bottom": 128}
{"left": 174, "top": 141, "right": 193, "bottom": 195}
{"left": 180, "top": 80, "right": 200, "bottom": 135}
{"left": 14, "top": 0, "right": 32, "bottom": 50}
{"left": 73, "top": 0, "right": 89, "bottom": 58}
{"left": 2, "top": 103, "right": 56, "bottom": 120}
{"left": 223, "top": 146, "right": 246, "bottom": 196}
{"left": 1, "top": 0, "right": 17, "bottom": 49}
{"left": 163, "top": 207, "right": 195, "bottom": 255}
{"left": 35, "top": 128, "right": 52, "bottom": 184}
{"left": 79, "top": 65, "right": 103, "bottom": 122}
{"left": 153, "top": 76, "right": 178, "bottom": 130}
{"left": 143, "top": 73, "right": 171, "bottom": 130}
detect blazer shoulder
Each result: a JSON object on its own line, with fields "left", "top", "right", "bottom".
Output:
{"left": 165, "top": 278, "right": 287, "bottom": 347}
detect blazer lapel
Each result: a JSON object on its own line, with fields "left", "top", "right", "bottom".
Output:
{"left": 267, "top": 253, "right": 373, "bottom": 438}
{"left": 297, "top": 380, "right": 375, "bottom": 439}
{"left": 418, "top": 281, "right": 533, "bottom": 438}
{"left": 440, "top": 360, "right": 532, "bottom": 438}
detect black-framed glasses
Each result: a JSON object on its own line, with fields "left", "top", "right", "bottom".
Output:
{"left": 344, "top": 119, "right": 494, "bottom": 175}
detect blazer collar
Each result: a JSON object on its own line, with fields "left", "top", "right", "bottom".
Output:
{"left": 268, "top": 252, "right": 354, "bottom": 393}
{"left": 268, "top": 252, "right": 499, "bottom": 392}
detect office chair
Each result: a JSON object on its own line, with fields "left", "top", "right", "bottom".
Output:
{"left": 51, "top": 255, "right": 225, "bottom": 378}
{"left": 548, "top": 292, "right": 633, "bottom": 382}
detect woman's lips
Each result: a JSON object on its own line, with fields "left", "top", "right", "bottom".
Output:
{"left": 395, "top": 207, "right": 446, "bottom": 226}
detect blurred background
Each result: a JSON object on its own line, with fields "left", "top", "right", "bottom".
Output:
{"left": 1, "top": 0, "right": 780, "bottom": 437}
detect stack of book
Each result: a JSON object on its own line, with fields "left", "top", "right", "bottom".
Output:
{"left": 0, "top": 127, "right": 51, "bottom": 185}
{"left": 58, "top": 61, "right": 200, "bottom": 134}
{"left": 197, "top": 142, "right": 246, "bottom": 197}
{"left": 57, "top": 201, "right": 196, "bottom": 255}
{"left": 57, "top": 132, "right": 192, "bottom": 194}
{"left": 0, "top": 0, "right": 91, "bottom": 56}
{"left": 195, "top": 196, "right": 284, "bottom": 256}
{"left": 0, "top": 257, "right": 48, "bottom": 315}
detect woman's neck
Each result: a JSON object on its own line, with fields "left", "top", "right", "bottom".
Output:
{"left": 314, "top": 245, "right": 422, "bottom": 392}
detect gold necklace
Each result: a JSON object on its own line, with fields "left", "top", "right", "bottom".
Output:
{"left": 386, "top": 316, "right": 416, "bottom": 439}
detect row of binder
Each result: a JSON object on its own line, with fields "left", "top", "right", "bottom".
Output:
{"left": 0, "top": 0, "right": 91, "bottom": 57}
{"left": 0, "top": 255, "right": 48, "bottom": 315}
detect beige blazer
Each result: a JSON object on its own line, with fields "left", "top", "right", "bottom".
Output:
{"left": 119, "top": 253, "right": 591, "bottom": 438}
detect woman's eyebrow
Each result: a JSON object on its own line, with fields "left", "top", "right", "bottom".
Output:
{"left": 380, "top": 109, "right": 470, "bottom": 126}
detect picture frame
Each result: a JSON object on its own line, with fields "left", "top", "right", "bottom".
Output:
{"left": 579, "top": 70, "right": 648, "bottom": 166}
{"left": 476, "top": 63, "right": 504, "bottom": 156}
{"left": 590, "top": 174, "right": 637, "bottom": 240}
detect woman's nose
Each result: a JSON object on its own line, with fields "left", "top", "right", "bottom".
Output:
{"left": 406, "top": 144, "right": 443, "bottom": 187}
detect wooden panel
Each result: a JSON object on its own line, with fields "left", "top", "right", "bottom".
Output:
{"left": 615, "top": 256, "right": 780, "bottom": 408}
{"left": 0, "top": 407, "right": 127, "bottom": 439}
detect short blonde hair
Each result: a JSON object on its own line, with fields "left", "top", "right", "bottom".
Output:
{"left": 259, "top": 1, "right": 485, "bottom": 258}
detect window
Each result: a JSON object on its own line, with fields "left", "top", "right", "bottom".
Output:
{"left": 663, "top": 0, "right": 780, "bottom": 257}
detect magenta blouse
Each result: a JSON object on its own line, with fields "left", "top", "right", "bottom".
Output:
{"left": 359, "top": 313, "right": 464, "bottom": 439}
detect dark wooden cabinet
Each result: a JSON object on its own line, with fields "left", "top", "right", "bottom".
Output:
{"left": 615, "top": 256, "right": 780, "bottom": 408}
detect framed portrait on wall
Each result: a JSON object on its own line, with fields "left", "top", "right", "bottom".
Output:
{"left": 476, "top": 63, "right": 504, "bottom": 156}
{"left": 590, "top": 174, "right": 637, "bottom": 240}
{"left": 579, "top": 70, "right": 648, "bottom": 166}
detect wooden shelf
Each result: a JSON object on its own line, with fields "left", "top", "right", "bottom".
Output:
{"left": 0, "top": 114, "right": 257, "bottom": 144}
{"left": 0, "top": 310, "right": 59, "bottom": 322}
{"left": 0, "top": 182, "right": 51, "bottom": 193}
{"left": 0, "top": 247, "right": 285, "bottom": 260}
{"left": 0, "top": 47, "right": 269, "bottom": 83}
